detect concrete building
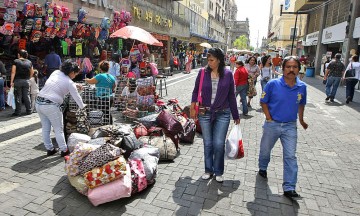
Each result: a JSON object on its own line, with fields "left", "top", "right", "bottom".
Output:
{"left": 267, "top": 0, "right": 307, "bottom": 55}
{"left": 296, "top": 0, "right": 360, "bottom": 75}
{"left": 228, "top": 19, "right": 250, "bottom": 49}
{"left": 207, "top": 0, "right": 227, "bottom": 47}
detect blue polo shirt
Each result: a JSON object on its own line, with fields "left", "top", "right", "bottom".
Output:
{"left": 44, "top": 52, "right": 62, "bottom": 69}
{"left": 260, "top": 76, "right": 307, "bottom": 122}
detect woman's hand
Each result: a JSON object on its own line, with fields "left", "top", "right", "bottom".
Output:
{"left": 190, "top": 106, "right": 197, "bottom": 120}
{"left": 234, "top": 119, "right": 240, "bottom": 125}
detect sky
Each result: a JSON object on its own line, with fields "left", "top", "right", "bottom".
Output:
{"left": 235, "top": 0, "right": 271, "bottom": 48}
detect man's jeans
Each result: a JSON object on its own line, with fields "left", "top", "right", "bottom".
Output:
{"left": 0, "top": 78, "right": 4, "bottom": 109}
{"left": 325, "top": 76, "right": 341, "bottom": 99}
{"left": 258, "top": 121, "right": 298, "bottom": 191}
{"left": 261, "top": 78, "right": 269, "bottom": 92}
{"left": 14, "top": 79, "right": 31, "bottom": 114}
{"left": 346, "top": 79, "right": 358, "bottom": 100}
{"left": 273, "top": 66, "right": 280, "bottom": 78}
{"left": 198, "top": 109, "right": 231, "bottom": 176}
{"left": 36, "top": 102, "right": 68, "bottom": 152}
{"left": 236, "top": 84, "right": 248, "bottom": 114}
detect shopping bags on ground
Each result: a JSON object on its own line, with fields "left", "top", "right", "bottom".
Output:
{"left": 6, "top": 87, "right": 15, "bottom": 109}
{"left": 225, "top": 125, "right": 244, "bottom": 159}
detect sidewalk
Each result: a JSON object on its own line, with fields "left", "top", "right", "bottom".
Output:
{"left": 0, "top": 74, "right": 359, "bottom": 215}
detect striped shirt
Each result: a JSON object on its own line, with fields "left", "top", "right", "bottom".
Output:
{"left": 211, "top": 77, "right": 219, "bottom": 104}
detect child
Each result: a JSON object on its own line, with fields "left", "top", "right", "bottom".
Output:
{"left": 299, "top": 61, "right": 306, "bottom": 80}
{"left": 30, "top": 70, "right": 40, "bottom": 112}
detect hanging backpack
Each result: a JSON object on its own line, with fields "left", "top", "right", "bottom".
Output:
{"left": 45, "top": 15, "right": 54, "bottom": 28}
{"left": 30, "top": 30, "right": 42, "bottom": 42}
{"left": 33, "top": 18, "right": 42, "bottom": 30}
{"left": 113, "top": 11, "right": 121, "bottom": 24}
{"left": 72, "top": 23, "right": 85, "bottom": 38}
{"left": 0, "top": 22, "right": 14, "bottom": 35}
{"left": 23, "top": 1, "right": 35, "bottom": 17}
{"left": 43, "top": 27, "right": 53, "bottom": 39}
{"left": 78, "top": 8, "right": 87, "bottom": 23}
{"left": 46, "top": 3, "right": 54, "bottom": 16}
{"left": 13, "top": 21, "right": 22, "bottom": 33}
{"left": 123, "top": 11, "right": 132, "bottom": 23}
{"left": 61, "top": 19, "right": 69, "bottom": 29}
{"left": 24, "top": 19, "right": 34, "bottom": 33}
{"left": 100, "top": 17, "right": 111, "bottom": 30}
{"left": 4, "top": 8, "right": 17, "bottom": 23}
{"left": 54, "top": 17, "right": 62, "bottom": 30}
{"left": 34, "top": 3, "right": 43, "bottom": 17}
{"left": 98, "top": 29, "right": 109, "bottom": 40}
{"left": 56, "top": 28, "right": 67, "bottom": 38}
{"left": 4, "top": 0, "right": 18, "bottom": 8}
{"left": 53, "top": 5, "right": 63, "bottom": 18}
{"left": 61, "top": 6, "right": 70, "bottom": 19}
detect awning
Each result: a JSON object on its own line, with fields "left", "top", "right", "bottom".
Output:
{"left": 190, "top": 32, "right": 219, "bottom": 43}
{"left": 151, "top": 33, "right": 170, "bottom": 41}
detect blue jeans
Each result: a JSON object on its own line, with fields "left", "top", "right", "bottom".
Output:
{"left": 0, "top": 78, "right": 4, "bottom": 110}
{"left": 198, "top": 109, "right": 231, "bottom": 176}
{"left": 261, "top": 78, "right": 269, "bottom": 91}
{"left": 36, "top": 102, "right": 68, "bottom": 152}
{"left": 258, "top": 121, "right": 298, "bottom": 191}
{"left": 346, "top": 79, "right": 358, "bottom": 100}
{"left": 325, "top": 76, "right": 341, "bottom": 99}
{"left": 273, "top": 66, "right": 280, "bottom": 78}
{"left": 236, "top": 84, "right": 248, "bottom": 114}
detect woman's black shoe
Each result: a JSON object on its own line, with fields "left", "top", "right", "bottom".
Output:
{"left": 284, "top": 190, "right": 300, "bottom": 198}
{"left": 258, "top": 169, "right": 267, "bottom": 179}
{"left": 11, "top": 113, "right": 20, "bottom": 117}
{"left": 346, "top": 97, "right": 351, "bottom": 104}
{"left": 60, "top": 150, "right": 70, "bottom": 157}
{"left": 47, "top": 148, "right": 58, "bottom": 156}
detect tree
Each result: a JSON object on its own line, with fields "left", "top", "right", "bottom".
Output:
{"left": 233, "top": 35, "right": 248, "bottom": 50}
{"left": 249, "top": 46, "right": 254, "bottom": 51}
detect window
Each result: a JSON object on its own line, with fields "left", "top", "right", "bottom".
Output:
{"left": 290, "top": 27, "right": 298, "bottom": 40}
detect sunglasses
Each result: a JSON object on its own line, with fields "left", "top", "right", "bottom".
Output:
{"left": 284, "top": 56, "right": 299, "bottom": 60}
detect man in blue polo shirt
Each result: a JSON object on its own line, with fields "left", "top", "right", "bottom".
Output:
{"left": 44, "top": 47, "right": 62, "bottom": 79}
{"left": 258, "top": 56, "right": 308, "bottom": 199}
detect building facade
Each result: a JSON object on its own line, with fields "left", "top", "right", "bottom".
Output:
{"left": 228, "top": 19, "right": 250, "bottom": 49}
{"left": 297, "top": 0, "right": 360, "bottom": 75}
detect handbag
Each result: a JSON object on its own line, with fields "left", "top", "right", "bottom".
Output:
{"left": 345, "top": 63, "right": 356, "bottom": 78}
{"left": 120, "top": 132, "right": 144, "bottom": 159}
{"left": 156, "top": 110, "right": 183, "bottom": 135}
{"left": 179, "top": 119, "right": 196, "bottom": 143}
{"left": 138, "top": 135, "right": 178, "bottom": 161}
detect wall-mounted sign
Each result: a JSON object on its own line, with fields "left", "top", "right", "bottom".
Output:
{"left": 132, "top": 6, "right": 172, "bottom": 29}
{"left": 354, "top": 17, "right": 360, "bottom": 39}
{"left": 322, "top": 22, "right": 347, "bottom": 44}
{"left": 284, "top": 0, "right": 290, "bottom": 10}
{"left": 303, "top": 31, "right": 319, "bottom": 46}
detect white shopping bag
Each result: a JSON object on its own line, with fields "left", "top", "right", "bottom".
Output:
{"left": 225, "top": 125, "right": 243, "bottom": 160}
{"left": 6, "top": 87, "right": 16, "bottom": 109}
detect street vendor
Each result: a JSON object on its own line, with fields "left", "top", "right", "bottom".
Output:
{"left": 85, "top": 61, "right": 116, "bottom": 98}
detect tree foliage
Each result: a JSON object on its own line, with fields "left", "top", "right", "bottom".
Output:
{"left": 233, "top": 35, "right": 248, "bottom": 50}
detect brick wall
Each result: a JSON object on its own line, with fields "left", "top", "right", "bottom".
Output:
{"left": 325, "top": 0, "right": 351, "bottom": 28}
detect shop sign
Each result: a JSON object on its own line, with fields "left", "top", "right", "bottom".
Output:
{"left": 81, "top": 0, "right": 113, "bottom": 9}
{"left": 354, "top": 17, "right": 360, "bottom": 39}
{"left": 118, "top": 39, "right": 123, "bottom": 50}
{"left": 132, "top": 6, "right": 172, "bottom": 29}
{"left": 322, "top": 22, "right": 347, "bottom": 44}
{"left": 303, "top": 31, "right": 318, "bottom": 46}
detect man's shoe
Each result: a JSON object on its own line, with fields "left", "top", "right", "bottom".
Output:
{"left": 11, "top": 113, "right": 20, "bottom": 117}
{"left": 201, "top": 173, "right": 213, "bottom": 180}
{"left": 258, "top": 169, "right": 267, "bottom": 179}
{"left": 215, "top": 175, "right": 224, "bottom": 183}
{"left": 346, "top": 97, "right": 351, "bottom": 104}
{"left": 284, "top": 190, "right": 300, "bottom": 199}
{"left": 330, "top": 98, "right": 335, "bottom": 102}
{"left": 47, "top": 148, "right": 58, "bottom": 156}
{"left": 325, "top": 96, "right": 330, "bottom": 101}
{"left": 60, "top": 149, "right": 70, "bottom": 157}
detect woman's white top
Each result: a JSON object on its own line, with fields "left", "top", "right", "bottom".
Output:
{"left": 245, "top": 64, "right": 260, "bottom": 75}
{"left": 345, "top": 62, "right": 360, "bottom": 80}
{"left": 38, "top": 70, "right": 85, "bottom": 108}
{"left": 261, "top": 66, "right": 272, "bottom": 78}
{"left": 29, "top": 77, "right": 39, "bottom": 94}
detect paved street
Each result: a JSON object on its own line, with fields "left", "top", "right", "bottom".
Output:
{"left": 1, "top": 69, "right": 360, "bottom": 216}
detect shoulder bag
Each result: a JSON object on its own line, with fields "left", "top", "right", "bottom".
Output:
{"left": 345, "top": 63, "right": 356, "bottom": 78}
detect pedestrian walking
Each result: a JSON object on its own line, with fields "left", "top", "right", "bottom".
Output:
{"left": 190, "top": 48, "right": 240, "bottom": 183}
{"left": 229, "top": 54, "right": 236, "bottom": 72}
{"left": 29, "top": 70, "right": 39, "bottom": 113}
{"left": 0, "top": 60, "right": 6, "bottom": 111}
{"left": 299, "top": 61, "right": 306, "bottom": 80}
{"left": 10, "top": 49, "right": 34, "bottom": 116}
{"left": 258, "top": 56, "right": 308, "bottom": 199}
{"left": 234, "top": 61, "right": 249, "bottom": 115}
{"left": 245, "top": 56, "right": 260, "bottom": 107}
{"left": 324, "top": 53, "right": 346, "bottom": 102}
{"left": 108, "top": 54, "right": 120, "bottom": 79}
{"left": 44, "top": 46, "right": 62, "bottom": 79}
{"left": 272, "top": 53, "right": 282, "bottom": 78}
{"left": 344, "top": 55, "right": 360, "bottom": 104}
{"left": 185, "top": 52, "right": 193, "bottom": 74}
{"left": 260, "top": 55, "right": 274, "bottom": 91}
{"left": 36, "top": 60, "right": 85, "bottom": 157}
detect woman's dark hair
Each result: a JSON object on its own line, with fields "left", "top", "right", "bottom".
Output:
{"left": 261, "top": 55, "right": 272, "bottom": 67}
{"left": 282, "top": 56, "right": 301, "bottom": 69}
{"left": 61, "top": 60, "right": 80, "bottom": 76}
{"left": 111, "top": 54, "right": 120, "bottom": 63}
{"left": 99, "top": 61, "right": 110, "bottom": 72}
{"left": 19, "top": 49, "right": 28, "bottom": 58}
{"left": 235, "top": 61, "right": 244, "bottom": 66}
{"left": 246, "top": 56, "right": 257, "bottom": 64}
{"left": 206, "top": 48, "right": 225, "bottom": 77}
{"left": 352, "top": 55, "right": 359, "bottom": 62}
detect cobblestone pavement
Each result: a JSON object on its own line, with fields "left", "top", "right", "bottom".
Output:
{"left": 0, "top": 70, "right": 360, "bottom": 216}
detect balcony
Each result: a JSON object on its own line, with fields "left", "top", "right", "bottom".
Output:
{"left": 295, "top": 0, "right": 327, "bottom": 12}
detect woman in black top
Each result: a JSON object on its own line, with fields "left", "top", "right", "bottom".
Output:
{"left": 10, "top": 50, "right": 34, "bottom": 116}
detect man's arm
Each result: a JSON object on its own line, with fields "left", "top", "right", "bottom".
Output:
{"left": 260, "top": 102, "right": 272, "bottom": 121}
{"left": 10, "top": 65, "right": 16, "bottom": 86}
{"left": 298, "top": 105, "right": 308, "bottom": 129}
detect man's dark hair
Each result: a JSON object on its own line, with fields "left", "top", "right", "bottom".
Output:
{"left": 99, "top": 61, "right": 110, "bottom": 72}
{"left": 282, "top": 56, "right": 301, "bottom": 69}
{"left": 235, "top": 61, "right": 244, "bottom": 66}
{"left": 19, "top": 49, "right": 28, "bottom": 58}
{"left": 61, "top": 60, "right": 80, "bottom": 76}
{"left": 335, "top": 53, "right": 342, "bottom": 59}
{"left": 353, "top": 55, "right": 359, "bottom": 62}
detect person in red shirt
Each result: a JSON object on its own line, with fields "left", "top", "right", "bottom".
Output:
{"left": 234, "top": 61, "right": 249, "bottom": 115}
{"left": 230, "top": 54, "right": 237, "bottom": 72}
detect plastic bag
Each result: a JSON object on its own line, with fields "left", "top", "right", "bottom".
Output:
{"left": 225, "top": 125, "right": 244, "bottom": 159}
{"left": 6, "top": 87, "right": 16, "bottom": 109}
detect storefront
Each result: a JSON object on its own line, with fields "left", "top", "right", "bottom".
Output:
{"left": 321, "top": 22, "right": 347, "bottom": 58}
{"left": 303, "top": 31, "right": 319, "bottom": 58}
{"left": 354, "top": 17, "right": 360, "bottom": 57}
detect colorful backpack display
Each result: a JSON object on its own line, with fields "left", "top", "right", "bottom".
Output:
{"left": 30, "top": 30, "right": 42, "bottom": 42}
{"left": 45, "top": 15, "right": 54, "bottom": 28}
{"left": 4, "top": 10, "right": 17, "bottom": 23}
{"left": 24, "top": 19, "right": 34, "bottom": 32}
{"left": 98, "top": 29, "right": 109, "bottom": 40}
{"left": 4, "top": 0, "right": 18, "bottom": 8}
{"left": 72, "top": 23, "right": 85, "bottom": 38}
{"left": 53, "top": 5, "right": 63, "bottom": 18}
{"left": 54, "top": 17, "right": 62, "bottom": 30}
{"left": 78, "top": 8, "right": 87, "bottom": 23}
{"left": 120, "top": 10, "right": 132, "bottom": 23}
{"left": 56, "top": 28, "right": 67, "bottom": 38}
{"left": 14, "top": 21, "right": 22, "bottom": 33}
{"left": 23, "top": 1, "right": 35, "bottom": 17}
{"left": 34, "top": 3, "right": 43, "bottom": 17}
{"left": 62, "top": 6, "right": 70, "bottom": 19}
{"left": 100, "top": 17, "right": 111, "bottom": 30}
{"left": 61, "top": 19, "right": 69, "bottom": 29}
{"left": 0, "top": 22, "right": 14, "bottom": 35}
{"left": 113, "top": 11, "right": 121, "bottom": 24}
{"left": 33, "top": 18, "right": 42, "bottom": 30}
